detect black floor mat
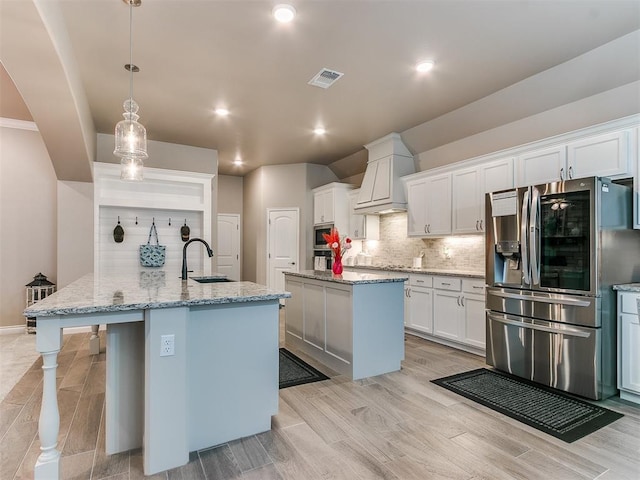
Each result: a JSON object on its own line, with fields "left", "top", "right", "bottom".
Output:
{"left": 279, "top": 348, "right": 329, "bottom": 389}
{"left": 431, "top": 368, "right": 623, "bottom": 443}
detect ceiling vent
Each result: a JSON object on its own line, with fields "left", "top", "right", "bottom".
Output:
{"left": 308, "top": 68, "right": 344, "bottom": 89}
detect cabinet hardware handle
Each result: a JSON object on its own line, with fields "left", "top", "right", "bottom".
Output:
{"left": 427, "top": 224, "right": 431, "bottom": 233}
{"left": 560, "top": 167, "right": 564, "bottom": 180}
{"left": 479, "top": 219, "right": 483, "bottom": 230}
{"left": 461, "top": 296, "right": 465, "bottom": 306}
{"left": 568, "top": 166, "right": 574, "bottom": 179}
{"left": 289, "top": 262, "right": 296, "bottom": 265}
{"left": 475, "top": 220, "right": 479, "bottom": 231}
{"left": 473, "top": 285, "right": 484, "bottom": 290}
{"left": 456, "top": 296, "right": 461, "bottom": 306}
{"left": 416, "top": 280, "right": 424, "bottom": 283}
{"left": 424, "top": 225, "right": 428, "bottom": 234}
{"left": 442, "top": 282, "right": 451, "bottom": 286}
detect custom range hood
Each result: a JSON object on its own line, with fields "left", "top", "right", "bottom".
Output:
{"left": 354, "top": 133, "right": 415, "bottom": 214}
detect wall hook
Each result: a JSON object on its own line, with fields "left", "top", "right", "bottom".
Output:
{"left": 135, "top": 216, "right": 138, "bottom": 225}
{"left": 168, "top": 217, "right": 172, "bottom": 226}
{"left": 152, "top": 217, "right": 155, "bottom": 226}
{"left": 117, "top": 216, "right": 121, "bottom": 225}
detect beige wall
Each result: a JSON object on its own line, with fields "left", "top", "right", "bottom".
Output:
{"left": 57, "top": 181, "right": 93, "bottom": 288}
{"left": 243, "top": 164, "right": 338, "bottom": 283}
{"left": 218, "top": 175, "right": 243, "bottom": 214}
{"left": 0, "top": 125, "right": 57, "bottom": 328}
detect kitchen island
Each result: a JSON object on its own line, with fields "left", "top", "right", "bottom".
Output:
{"left": 284, "top": 270, "right": 407, "bottom": 380}
{"left": 23, "top": 272, "right": 290, "bottom": 479}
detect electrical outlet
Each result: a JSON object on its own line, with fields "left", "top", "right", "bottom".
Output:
{"left": 160, "top": 334, "right": 175, "bottom": 356}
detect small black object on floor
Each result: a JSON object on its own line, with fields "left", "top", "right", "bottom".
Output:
{"left": 279, "top": 348, "right": 329, "bottom": 389}
{"left": 431, "top": 368, "right": 623, "bottom": 443}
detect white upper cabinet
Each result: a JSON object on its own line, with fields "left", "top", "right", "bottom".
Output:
{"left": 313, "top": 183, "right": 353, "bottom": 227}
{"left": 635, "top": 127, "right": 640, "bottom": 229}
{"left": 313, "top": 188, "right": 334, "bottom": 225}
{"left": 452, "top": 157, "right": 514, "bottom": 234}
{"left": 567, "top": 130, "right": 629, "bottom": 180}
{"left": 348, "top": 190, "right": 379, "bottom": 240}
{"left": 517, "top": 145, "right": 567, "bottom": 186}
{"left": 406, "top": 173, "right": 451, "bottom": 237}
{"left": 517, "top": 129, "right": 632, "bottom": 186}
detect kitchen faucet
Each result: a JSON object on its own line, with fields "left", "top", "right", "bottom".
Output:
{"left": 182, "top": 238, "right": 214, "bottom": 280}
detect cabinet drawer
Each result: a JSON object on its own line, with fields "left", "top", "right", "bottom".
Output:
{"left": 463, "top": 279, "right": 485, "bottom": 295}
{"left": 433, "top": 276, "right": 461, "bottom": 291}
{"left": 620, "top": 292, "right": 640, "bottom": 315}
{"left": 410, "top": 274, "right": 433, "bottom": 288}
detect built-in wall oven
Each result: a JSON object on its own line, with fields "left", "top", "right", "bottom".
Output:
{"left": 485, "top": 177, "right": 640, "bottom": 399}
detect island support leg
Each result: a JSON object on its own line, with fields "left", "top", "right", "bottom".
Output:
{"left": 35, "top": 319, "right": 63, "bottom": 480}
{"left": 89, "top": 324, "right": 100, "bottom": 355}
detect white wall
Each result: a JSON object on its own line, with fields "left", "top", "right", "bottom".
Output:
{"left": 0, "top": 124, "right": 57, "bottom": 328}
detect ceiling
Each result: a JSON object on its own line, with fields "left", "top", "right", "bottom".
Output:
{"left": 1, "top": 0, "right": 639, "bottom": 178}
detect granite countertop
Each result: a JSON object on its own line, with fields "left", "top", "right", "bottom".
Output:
{"left": 24, "top": 272, "right": 291, "bottom": 317}
{"left": 344, "top": 265, "right": 485, "bottom": 279}
{"left": 284, "top": 270, "right": 408, "bottom": 285}
{"left": 613, "top": 283, "right": 640, "bottom": 292}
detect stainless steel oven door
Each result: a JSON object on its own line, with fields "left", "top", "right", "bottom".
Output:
{"left": 486, "top": 311, "right": 601, "bottom": 399}
{"left": 486, "top": 286, "right": 599, "bottom": 328}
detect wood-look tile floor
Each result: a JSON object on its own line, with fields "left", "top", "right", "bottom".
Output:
{"left": 1, "top": 313, "right": 639, "bottom": 479}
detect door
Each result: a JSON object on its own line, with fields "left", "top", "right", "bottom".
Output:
{"left": 532, "top": 180, "right": 595, "bottom": 295}
{"left": 217, "top": 214, "right": 240, "bottom": 281}
{"left": 267, "top": 208, "right": 299, "bottom": 293}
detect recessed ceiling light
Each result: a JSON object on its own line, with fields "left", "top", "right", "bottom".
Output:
{"left": 233, "top": 155, "right": 243, "bottom": 166}
{"left": 215, "top": 108, "right": 230, "bottom": 116}
{"left": 416, "top": 60, "right": 435, "bottom": 72}
{"left": 313, "top": 127, "right": 326, "bottom": 135}
{"left": 273, "top": 4, "right": 296, "bottom": 23}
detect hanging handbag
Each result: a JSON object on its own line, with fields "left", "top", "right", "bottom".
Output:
{"left": 139, "top": 222, "right": 166, "bottom": 267}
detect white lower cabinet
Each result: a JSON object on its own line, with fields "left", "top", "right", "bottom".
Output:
{"left": 617, "top": 291, "right": 640, "bottom": 404}
{"left": 404, "top": 275, "right": 433, "bottom": 334}
{"left": 433, "top": 288, "right": 462, "bottom": 341}
{"left": 325, "top": 285, "right": 353, "bottom": 364}
{"left": 405, "top": 273, "right": 486, "bottom": 355}
{"left": 303, "top": 282, "right": 326, "bottom": 351}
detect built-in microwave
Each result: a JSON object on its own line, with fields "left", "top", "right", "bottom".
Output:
{"left": 313, "top": 223, "right": 334, "bottom": 250}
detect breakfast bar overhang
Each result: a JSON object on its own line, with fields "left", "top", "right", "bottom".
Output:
{"left": 23, "top": 273, "right": 290, "bottom": 479}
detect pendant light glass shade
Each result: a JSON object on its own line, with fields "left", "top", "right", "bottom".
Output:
{"left": 120, "top": 156, "right": 144, "bottom": 181}
{"left": 114, "top": 98, "right": 148, "bottom": 159}
{"left": 115, "top": 0, "right": 146, "bottom": 181}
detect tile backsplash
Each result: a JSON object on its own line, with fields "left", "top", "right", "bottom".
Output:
{"left": 364, "top": 212, "right": 485, "bottom": 272}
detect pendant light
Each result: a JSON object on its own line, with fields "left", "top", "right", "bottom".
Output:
{"left": 114, "top": 0, "right": 147, "bottom": 181}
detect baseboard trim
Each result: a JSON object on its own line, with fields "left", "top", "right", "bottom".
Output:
{"left": 0, "top": 324, "right": 106, "bottom": 336}
{"left": 0, "top": 325, "right": 27, "bottom": 335}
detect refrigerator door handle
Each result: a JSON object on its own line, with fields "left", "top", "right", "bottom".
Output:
{"left": 489, "top": 290, "right": 591, "bottom": 307}
{"left": 521, "top": 189, "right": 530, "bottom": 284}
{"left": 488, "top": 313, "right": 592, "bottom": 338}
{"left": 530, "top": 187, "right": 541, "bottom": 285}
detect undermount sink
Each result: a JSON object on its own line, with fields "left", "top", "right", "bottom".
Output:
{"left": 190, "top": 276, "right": 232, "bottom": 283}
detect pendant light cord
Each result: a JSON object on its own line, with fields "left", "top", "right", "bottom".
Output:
{"left": 129, "top": 1, "right": 133, "bottom": 106}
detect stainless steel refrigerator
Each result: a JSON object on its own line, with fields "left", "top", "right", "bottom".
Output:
{"left": 485, "top": 176, "right": 640, "bottom": 399}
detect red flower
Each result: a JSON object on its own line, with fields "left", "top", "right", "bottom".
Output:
{"left": 322, "top": 228, "right": 351, "bottom": 259}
